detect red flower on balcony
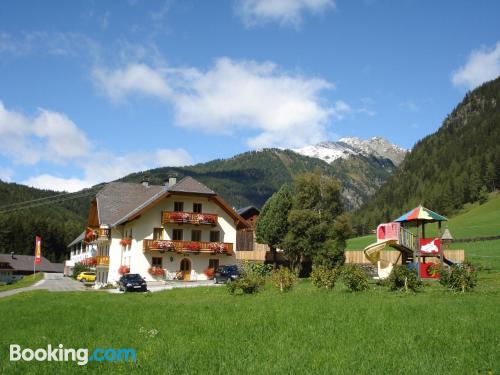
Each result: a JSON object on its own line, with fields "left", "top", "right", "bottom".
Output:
{"left": 85, "top": 228, "right": 97, "bottom": 241}
{"left": 152, "top": 240, "right": 175, "bottom": 250}
{"left": 170, "top": 212, "right": 190, "bottom": 222}
{"left": 209, "top": 242, "right": 226, "bottom": 254}
{"left": 118, "top": 265, "right": 130, "bottom": 275}
{"left": 185, "top": 242, "right": 201, "bottom": 251}
{"left": 199, "top": 214, "right": 216, "bottom": 225}
{"left": 120, "top": 238, "right": 132, "bottom": 247}
{"left": 148, "top": 267, "right": 165, "bottom": 276}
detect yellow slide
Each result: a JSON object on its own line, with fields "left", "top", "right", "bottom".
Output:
{"left": 364, "top": 239, "right": 397, "bottom": 280}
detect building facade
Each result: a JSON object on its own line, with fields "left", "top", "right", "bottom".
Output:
{"left": 84, "top": 177, "right": 249, "bottom": 286}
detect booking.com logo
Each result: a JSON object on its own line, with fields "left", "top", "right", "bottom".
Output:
{"left": 10, "top": 344, "right": 136, "bottom": 366}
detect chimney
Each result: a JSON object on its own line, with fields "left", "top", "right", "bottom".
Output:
{"left": 168, "top": 177, "right": 177, "bottom": 187}
{"left": 141, "top": 177, "right": 149, "bottom": 187}
{"left": 11, "top": 251, "right": 15, "bottom": 259}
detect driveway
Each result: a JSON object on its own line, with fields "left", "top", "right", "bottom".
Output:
{"left": 0, "top": 273, "right": 87, "bottom": 299}
{"left": 108, "top": 279, "right": 221, "bottom": 294}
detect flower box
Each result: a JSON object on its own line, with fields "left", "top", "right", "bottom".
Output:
{"left": 185, "top": 242, "right": 201, "bottom": 251}
{"left": 209, "top": 242, "right": 226, "bottom": 254}
{"left": 152, "top": 240, "right": 175, "bottom": 250}
{"left": 118, "top": 265, "right": 130, "bottom": 275}
{"left": 148, "top": 267, "right": 165, "bottom": 276}
{"left": 120, "top": 238, "right": 132, "bottom": 247}
{"left": 170, "top": 212, "right": 190, "bottom": 222}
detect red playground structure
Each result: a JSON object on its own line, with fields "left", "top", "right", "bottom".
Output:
{"left": 364, "top": 206, "right": 455, "bottom": 279}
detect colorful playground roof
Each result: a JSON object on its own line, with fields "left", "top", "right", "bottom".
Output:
{"left": 394, "top": 205, "right": 448, "bottom": 223}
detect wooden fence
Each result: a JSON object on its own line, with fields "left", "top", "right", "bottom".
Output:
{"left": 345, "top": 250, "right": 464, "bottom": 264}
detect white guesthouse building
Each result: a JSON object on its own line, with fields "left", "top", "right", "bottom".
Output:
{"left": 85, "top": 177, "right": 249, "bottom": 286}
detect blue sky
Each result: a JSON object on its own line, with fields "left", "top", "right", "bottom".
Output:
{"left": 0, "top": 0, "right": 499, "bottom": 191}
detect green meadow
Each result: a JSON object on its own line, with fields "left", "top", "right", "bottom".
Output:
{"left": 0, "top": 277, "right": 498, "bottom": 375}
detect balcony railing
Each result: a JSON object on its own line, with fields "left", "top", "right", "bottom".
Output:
{"left": 162, "top": 211, "right": 218, "bottom": 226}
{"left": 143, "top": 239, "right": 233, "bottom": 255}
{"left": 96, "top": 256, "right": 110, "bottom": 267}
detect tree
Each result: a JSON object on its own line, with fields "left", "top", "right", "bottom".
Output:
{"left": 255, "top": 185, "right": 292, "bottom": 266}
{"left": 281, "top": 171, "right": 350, "bottom": 272}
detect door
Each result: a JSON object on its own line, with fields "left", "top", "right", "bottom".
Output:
{"left": 180, "top": 258, "right": 191, "bottom": 281}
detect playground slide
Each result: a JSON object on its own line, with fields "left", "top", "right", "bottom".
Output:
{"left": 363, "top": 240, "right": 397, "bottom": 279}
{"left": 443, "top": 256, "right": 455, "bottom": 266}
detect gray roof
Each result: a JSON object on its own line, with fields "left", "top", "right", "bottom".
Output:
{"left": 0, "top": 254, "right": 61, "bottom": 273}
{"left": 67, "top": 231, "right": 86, "bottom": 248}
{"left": 97, "top": 182, "right": 165, "bottom": 226}
{"left": 168, "top": 176, "right": 215, "bottom": 195}
{"left": 237, "top": 206, "right": 260, "bottom": 219}
{"left": 97, "top": 177, "right": 216, "bottom": 227}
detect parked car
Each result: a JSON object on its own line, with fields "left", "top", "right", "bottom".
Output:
{"left": 214, "top": 265, "right": 240, "bottom": 284}
{"left": 76, "top": 272, "right": 96, "bottom": 283}
{"left": 118, "top": 273, "right": 148, "bottom": 292}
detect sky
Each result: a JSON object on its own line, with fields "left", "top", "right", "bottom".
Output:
{"left": 0, "top": 0, "right": 499, "bottom": 192}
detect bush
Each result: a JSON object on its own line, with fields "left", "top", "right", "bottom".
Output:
{"left": 310, "top": 266, "right": 339, "bottom": 289}
{"left": 387, "top": 265, "right": 422, "bottom": 292}
{"left": 439, "top": 262, "right": 477, "bottom": 293}
{"left": 314, "top": 240, "right": 346, "bottom": 269}
{"left": 227, "top": 264, "right": 265, "bottom": 295}
{"left": 72, "top": 263, "right": 91, "bottom": 279}
{"left": 341, "top": 264, "right": 369, "bottom": 292}
{"left": 270, "top": 267, "right": 297, "bottom": 292}
{"left": 243, "top": 262, "right": 273, "bottom": 278}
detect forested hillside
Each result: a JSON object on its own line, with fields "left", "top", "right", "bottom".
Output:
{"left": 121, "top": 149, "right": 397, "bottom": 210}
{"left": 353, "top": 77, "right": 500, "bottom": 234}
{"left": 0, "top": 181, "right": 95, "bottom": 262}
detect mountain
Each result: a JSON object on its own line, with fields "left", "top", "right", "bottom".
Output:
{"left": 353, "top": 77, "right": 500, "bottom": 235}
{"left": 120, "top": 147, "right": 397, "bottom": 210}
{"left": 0, "top": 137, "right": 402, "bottom": 260}
{"left": 293, "top": 137, "right": 406, "bottom": 166}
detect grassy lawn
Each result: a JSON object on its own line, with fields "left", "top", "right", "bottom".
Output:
{"left": 0, "top": 275, "right": 498, "bottom": 374}
{"left": 0, "top": 273, "right": 44, "bottom": 292}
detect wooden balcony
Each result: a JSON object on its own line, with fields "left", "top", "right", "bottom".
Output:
{"left": 96, "top": 256, "right": 110, "bottom": 267}
{"left": 143, "top": 239, "right": 233, "bottom": 255}
{"left": 162, "top": 211, "right": 218, "bottom": 226}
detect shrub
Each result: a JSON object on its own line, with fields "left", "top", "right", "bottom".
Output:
{"left": 387, "top": 265, "right": 422, "bottom": 292}
{"left": 270, "top": 267, "right": 297, "bottom": 292}
{"left": 439, "top": 262, "right": 477, "bottom": 293}
{"left": 243, "top": 262, "right": 273, "bottom": 278}
{"left": 341, "top": 264, "right": 369, "bottom": 292}
{"left": 313, "top": 240, "right": 346, "bottom": 269}
{"left": 72, "top": 263, "right": 91, "bottom": 279}
{"left": 310, "top": 266, "right": 339, "bottom": 289}
{"left": 227, "top": 264, "right": 265, "bottom": 295}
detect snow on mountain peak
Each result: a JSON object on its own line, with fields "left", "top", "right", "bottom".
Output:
{"left": 293, "top": 137, "right": 406, "bottom": 165}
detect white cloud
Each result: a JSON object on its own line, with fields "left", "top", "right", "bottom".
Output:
{"left": 93, "top": 58, "right": 343, "bottom": 148}
{"left": 235, "top": 0, "right": 335, "bottom": 28}
{"left": 0, "top": 102, "right": 90, "bottom": 164}
{"left": 0, "top": 101, "right": 192, "bottom": 192}
{"left": 92, "top": 64, "right": 172, "bottom": 102}
{"left": 0, "top": 168, "right": 13, "bottom": 182}
{"left": 451, "top": 42, "right": 500, "bottom": 90}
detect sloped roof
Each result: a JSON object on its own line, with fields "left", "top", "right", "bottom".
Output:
{"left": 96, "top": 182, "right": 165, "bottom": 226}
{"left": 441, "top": 228, "right": 453, "bottom": 240}
{"left": 67, "top": 231, "right": 86, "bottom": 248}
{"left": 0, "top": 254, "right": 61, "bottom": 273}
{"left": 168, "top": 176, "right": 215, "bottom": 195}
{"left": 394, "top": 205, "right": 447, "bottom": 223}
{"left": 237, "top": 206, "right": 260, "bottom": 220}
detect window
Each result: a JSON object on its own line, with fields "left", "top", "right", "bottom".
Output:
{"left": 209, "top": 259, "right": 219, "bottom": 269}
{"left": 210, "top": 231, "right": 220, "bottom": 242}
{"left": 153, "top": 228, "right": 163, "bottom": 240}
{"left": 191, "top": 230, "right": 201, "bottom": 242}
{"left": 174, "top": 202, "right": 184, "bottom": 212}
{"left": 152, "top": 257, "right": 163, "bottom": 267}
{"left": 173, "top": 229, "right": 183, "bottom": 240}
{"left": 193, "top": 203, "right": 202, "bottom": 213}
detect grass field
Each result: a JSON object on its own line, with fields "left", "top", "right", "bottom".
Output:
{"left": 0, "top": 277, "right": 498, "bottom": 375}
{"left": 0, "top": 272, "right": 44, "bottom": 292}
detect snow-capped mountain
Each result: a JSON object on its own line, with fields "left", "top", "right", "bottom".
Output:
{"left": 293, "top": 137, "right": 407, "bottom": 166}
